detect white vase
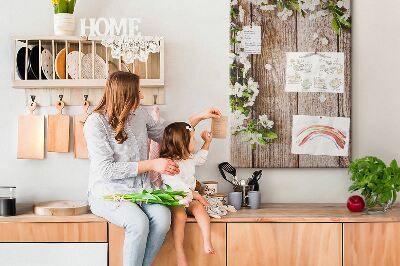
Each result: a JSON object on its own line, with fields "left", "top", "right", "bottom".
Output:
{"left": 54, "top": 13, "right": 75, "bottom": 36}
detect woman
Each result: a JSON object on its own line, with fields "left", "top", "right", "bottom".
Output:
{"left": 84, "top": 71, "right": 221, "bottom": 266}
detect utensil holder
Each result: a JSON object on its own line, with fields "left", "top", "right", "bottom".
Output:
{"left": 234, "top": 185, "right": 254, "bottom": 207}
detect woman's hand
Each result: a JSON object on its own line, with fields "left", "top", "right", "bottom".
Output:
{"left": 193, "top": 191, "right": 210, "bottom": 207}
{"left": 151, "top": 158, "right": 180, "bottom": 176}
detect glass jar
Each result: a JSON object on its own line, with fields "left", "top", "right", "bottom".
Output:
{"left": 0, "top": 186, "right": 16, "bottom": 216}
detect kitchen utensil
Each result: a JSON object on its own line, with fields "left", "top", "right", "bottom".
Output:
{"left": 41, "top": 48, "right": 54, "bottom": 80}
{"left": 81, "top": 53, "right": 107, "bottom": 79}
{"left": 48, "top": 98, "right": 70, "bottom": 152}
{"left": 55, "top": 47, "right": 77, "bottom": 79}
{"left": 211, "top": 116, "right": 228, "bottom": 139}
{"left": 248, "top": 170, "right": 262, "bottom": 191}
{"left": 248, "top": 191, "right": 261, "bottom": 209}
{"left": 234, "top": 184, "right": 254, "bottom": 207}
{"left": 66, "top": 51, "right": 85, "bottom": 79}
{"left": 16, "top": 47, "right": 35, "bottom": 80}
{"left": 34, "top": 201, "right": 89, "bottom": 216}
{"left": 218, "top": 162, "right": 237, "bottom": 186}
{"left": 17, "top": 101, "right": 45, "bottom": 159}
{"left": 74, "top": 97, "right": 90, "bottom": 159}
{"left": 203, "top": 181, "right": 218, "bottom": 195}
{"left": 228, "top": 192, "right": 242, "bottom": 210}
{"left": 0, "top": 186, "right": 16, "bottom": 217}
{"left": 28, "top": 45, "right": 46, "bottom": 80}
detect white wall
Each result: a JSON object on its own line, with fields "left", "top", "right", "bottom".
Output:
{"left": 0, "top": 0, "right": 398, "bottom": 204}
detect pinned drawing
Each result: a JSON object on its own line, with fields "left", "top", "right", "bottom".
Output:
{"left": 285, "top": 52, "right": 344, "bottom": 93}
{"left": 291, "top": 115, "right": 350, "bottom": 157}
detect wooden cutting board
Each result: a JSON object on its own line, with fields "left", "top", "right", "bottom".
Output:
{"left": 17, "top": 102, "right": 45, "bottom": 159}
{"left": 74, "top": 100, "right": 90, "bottom": 159}
{"left": 34, "top": 201, "right": 89, "bottom": 216}
{"left": 48, "top": 100, "right": 70, "bottom": 153}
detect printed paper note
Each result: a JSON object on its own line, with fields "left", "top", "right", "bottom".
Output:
{"left": 285, "top": 52, "right": 345, "bottom": 93}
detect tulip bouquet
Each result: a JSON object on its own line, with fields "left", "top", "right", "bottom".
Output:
{"left": 104, "top": 185, "right": 192, "bottom": 207}
{"left": 52, "top": 0, "right": 77, "bottom": 14}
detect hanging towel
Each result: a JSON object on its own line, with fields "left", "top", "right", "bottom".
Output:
{"left": 148, "top": 106, "right": 163, "bottom": 187}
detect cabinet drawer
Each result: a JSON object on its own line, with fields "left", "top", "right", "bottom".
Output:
{"left": 228, "top": 223, "right": 342, "bottom": 266}
{"left": 0, "top": 222, "right": 107, "bottom": 242}
{"left": 0, "top": 243, "right": 107, "bottom": 266}
{"left": 344, "top": 223, "right": 400, "bottom": 266}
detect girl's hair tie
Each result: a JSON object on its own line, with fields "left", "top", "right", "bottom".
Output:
{"left": 186, "top": 125, "right": 193, "bottom": 132}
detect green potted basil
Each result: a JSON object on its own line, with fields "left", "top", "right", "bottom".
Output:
{"left": 348, "top": 156, "right": 400, "bottom": 213}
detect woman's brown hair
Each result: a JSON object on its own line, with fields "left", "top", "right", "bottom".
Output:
{"left": 93, "top": 71, "right": 141, "bottom": 144}
{"left": 160, "top": 122, "right": 193, "bottom": 160}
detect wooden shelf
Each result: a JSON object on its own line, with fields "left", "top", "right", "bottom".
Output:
{"left": 12, "top": 79, "right": 164, "bottom": 89}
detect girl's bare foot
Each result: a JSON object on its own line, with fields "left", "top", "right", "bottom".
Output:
{"left": 204, "top": 241, "right": 215, "bottom": 255}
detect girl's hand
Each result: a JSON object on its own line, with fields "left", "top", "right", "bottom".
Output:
{"left": 151, "top": 158, "right": 180, "bottom": 176}
{"left": 193, "top": 191, "right": 210, "bottom": 207}
{"left": 201, "top": 131, "right": 213, "bottom": 144}
{"left": 201, "top": 108, "right": 222, "bottom": 120}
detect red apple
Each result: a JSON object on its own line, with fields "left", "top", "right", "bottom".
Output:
{"left": 347, "top": 195, "right": 365, "bottom": 212}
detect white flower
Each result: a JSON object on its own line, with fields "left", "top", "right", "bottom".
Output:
{"left": 259, "top": 114, "right": 274, "bottom": 129}
{"left": 231, "top": 111, "right": 248, "bottom": 133}
{"left": 236, "top": 30, "right": 244, "bottom": 42}
{"left": 265, "top": 63, "right": 273, "bottom": 71}
{"left": 337, "top": 0, "right": 350, "bottom": 10}
{"left": 247, "top": 78, "right": 259, "bottom": 93}
{"left": 231, "top": 0, "right": 238, "bottom": 6}
{"left": 230, "top": 82, "right": 245, "bottom": 97}
{"left": 229, "top": 52, "right": 237, "bottom": 65}
{"left": 260, "top": 4, "right": 276, "bottom": 11}
{"left": 277, "top": 8, "right": 293, "bottom": 21}
{"left": 300, "top": 0, "right": 320, "bottom": 12}
{"left": 320, "top": 37, "right": 329, "bottom": 46}
{"left": 239, "top": 6, "right": 245, "bottom": 23}
{"left": 242, "top": 132, "right": 263, "bottom": 145}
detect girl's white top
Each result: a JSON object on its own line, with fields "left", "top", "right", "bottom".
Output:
{"left": 161, "top": 149, "right": 208, "bottom": 192}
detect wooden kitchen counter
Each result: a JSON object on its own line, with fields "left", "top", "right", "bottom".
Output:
{"left": 2, "top": 203, "right": 400, "bottom": 223}
{"left": 188, "top": 203, "right": 400, "bottom": 223}
{"left": 0, "top": 205, "right": 106, "bottom": 223}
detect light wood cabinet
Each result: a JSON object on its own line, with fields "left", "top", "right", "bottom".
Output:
{"left": 344, "top": 223, "right": 400, "bottom": 266}
{"left": 227, "top": 223, "right": 342, "bottom": 266}
{"left": 108, "top": 222, "right": 226, "bottom": 266}
{"left": 0, "top": 222, "right": 107, "bottom": 242}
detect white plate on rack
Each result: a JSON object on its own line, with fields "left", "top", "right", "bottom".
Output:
{"left": 81, "top": 53, "right": 107, "bottom": 79}
{"left": 41, "top": 49, "right": 53, "bottom": 80}
{"left": 66, "top": 51, "right": 85, "bottom": 79}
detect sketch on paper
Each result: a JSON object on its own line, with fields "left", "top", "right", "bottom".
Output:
{"left": 285, "top": 52, "right": 344, "bottom": 93}
{"left": 291, "top": 115, "right": 350, "bottom": 157}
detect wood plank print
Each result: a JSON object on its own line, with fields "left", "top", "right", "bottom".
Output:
{"left": 230, "top": 1, "right": 351, "bottom": 168}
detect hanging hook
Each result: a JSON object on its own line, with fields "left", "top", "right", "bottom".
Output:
{"left": 59, "top": 95, "right": 64, "bottom": 101}
{"left": 153, "top": 94, "right": 158, "bottom": 105}
{"left": 84, "top": 94, "right": 88, "bottom": 102}
{"left": 30, "top": 95, "right": 36, "bottom": 106}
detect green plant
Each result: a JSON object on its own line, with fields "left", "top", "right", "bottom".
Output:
{"left": 52, "top": 0, "right": 76, "bottom": 14}
{"left": 348, "top": 156, "right": 400, "bottom": 211}
{"left": 104, "top": 185, "right": 189, "bottom": 206}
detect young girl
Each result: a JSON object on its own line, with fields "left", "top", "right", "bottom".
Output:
{"left": 160, "top": 122, "right": 214, "bottom": 266}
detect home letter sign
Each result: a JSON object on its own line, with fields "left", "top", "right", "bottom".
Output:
{"left": 80, "top": 18, "right": 142, "bottom": 37}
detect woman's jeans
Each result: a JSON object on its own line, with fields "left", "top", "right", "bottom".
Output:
{"left": 88, "top": 194, "right": 171, "bottom": 266}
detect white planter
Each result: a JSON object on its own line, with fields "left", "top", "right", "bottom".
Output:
{"left": 54, "top": 13, "right": 75, "bottom": 36}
